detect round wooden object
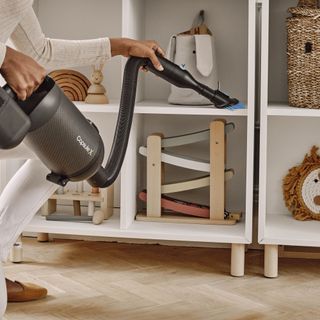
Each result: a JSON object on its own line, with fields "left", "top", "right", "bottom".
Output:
{"left": 283, "top": 146, "right": 320, "bottom": 221}
{"left": 48, "top": 69, "right": 91, "bottom": 101}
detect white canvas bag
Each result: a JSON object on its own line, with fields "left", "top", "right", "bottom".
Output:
{"left": 166, "top": 12, "right": 218, "bottom": 105}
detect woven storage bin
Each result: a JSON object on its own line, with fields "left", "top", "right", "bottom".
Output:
{"left": 287, "top": 0, "right": 320, "bottom": 108}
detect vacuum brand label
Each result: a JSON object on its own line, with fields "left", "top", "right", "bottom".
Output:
{"left": 77, "top": 136, "right": 94, "bottom": 156}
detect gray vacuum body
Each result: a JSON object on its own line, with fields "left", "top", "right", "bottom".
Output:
{"left": 24, "top": 79, "right": 105, "bottom": 185}
{"left": 0, "top": 77, "right": 105, "bottom": 186}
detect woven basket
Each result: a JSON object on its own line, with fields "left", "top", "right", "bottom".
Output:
{"left": 287, "top": 0, "right": 320, "bottom": 108}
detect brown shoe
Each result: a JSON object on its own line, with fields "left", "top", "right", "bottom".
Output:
{"left": 6, "top": 278, "right": 47, "bottom": 302}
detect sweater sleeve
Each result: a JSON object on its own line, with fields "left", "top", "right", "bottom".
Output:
{"left": 0, "top": 42, "right": 6, "bottom": 68}
{"left": 10, "top": 7, "right": 111, "bottom": 69}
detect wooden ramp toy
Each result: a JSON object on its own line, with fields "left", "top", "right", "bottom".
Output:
{"left": 136, "top": 120, "right": 242, "bottom": 225}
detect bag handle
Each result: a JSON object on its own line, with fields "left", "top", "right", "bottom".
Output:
{"left": 192, "top": 10, "right": 205, "bottom": 28}
{"left": 297, "top": 0, "right": 318, "bottom": 8}
{"left": 178, "top": 10, "right": 212, "bottom": 36}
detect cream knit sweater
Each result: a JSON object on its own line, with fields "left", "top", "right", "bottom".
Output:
{"left": 0, "top": 0, "right": 111, "bottom": 69}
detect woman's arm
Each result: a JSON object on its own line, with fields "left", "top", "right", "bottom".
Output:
{"left": 3, "top": 6, "right": 164, "bottom": 100}
{"left": 10, "top": 7, "right": 164, "bottom": 70}
{"left": 0, "top": 46, "right": 46, "bottom": 100}
{"left": 0, "top": 42, "right": 6, "bottom": 68}
{"left": 10, "top": 7, "right": 111, "bottom": 69}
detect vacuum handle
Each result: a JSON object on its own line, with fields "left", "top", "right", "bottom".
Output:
{"left": 144, "top": 54, "right": 239, "bottom": 108}
{"left": 0, "top": 86, "right": 31, "bottom": 149}
{"left": 2, "top": 84, "right": 16, "bottom": 99}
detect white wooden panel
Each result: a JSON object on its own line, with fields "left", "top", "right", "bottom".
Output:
{"left": 244, "top": 0, "right": 256, "bottom": 242}
{"left": 258, "top": 0, "right": 269, "bottom": 243}
{"left": 120, "top": 115, "right": 141, "bottom": 229}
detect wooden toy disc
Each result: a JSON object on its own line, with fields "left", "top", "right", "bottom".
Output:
{"left": 48, "top": 69, "right": 91, "bottom": 101}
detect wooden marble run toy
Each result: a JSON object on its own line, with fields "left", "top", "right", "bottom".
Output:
{"left": 41, "top": 183, "right": 114, "bottom": 225}
{"left": 136, "top": 119, "right": 242, "bottom": 225}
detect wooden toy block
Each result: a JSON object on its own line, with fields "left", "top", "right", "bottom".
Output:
{"left": 39, "top": 185, "right": 114, "bottom": 226}
{"left": 73, "top": 200, "right": 81, "bottom": 216}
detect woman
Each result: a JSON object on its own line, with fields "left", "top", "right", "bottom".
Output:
{"left": 0, "top": 0, "right": 164, "bottom": 316}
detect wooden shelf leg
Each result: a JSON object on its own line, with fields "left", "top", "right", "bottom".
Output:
{"left": 231, "top": 243, "right": 245, "bottom": 277}
{"left": 9, "top": 236, "right": 23, "bottom": 263}
{"left": 264, "top": 244, "right": 278, "bottom": 278}
{"left": 37, "top": 233, "right": 49, "bottom": 242}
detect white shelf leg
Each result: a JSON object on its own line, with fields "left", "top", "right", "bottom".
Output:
{"left": 264, "top": 244, "right": 278, "bottom": 278}
{"left": 231, "top": 243, "right": 245, "bottom": 277}
{"left": 9, "top": 237, "right": 23, "bottom": 263}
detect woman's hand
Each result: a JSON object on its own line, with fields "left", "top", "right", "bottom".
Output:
{"left": 110, "top": 38, "right": 165, "bottom": 71}
{"left": 0, "top": 46, "right": 46, "bottom": 101}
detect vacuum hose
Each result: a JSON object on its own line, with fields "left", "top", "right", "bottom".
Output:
{"left": 0, "top": 55, "right": 239, "bottom": 188}
{"left": 90, "top": 55, "right": 239, "bottom": 187}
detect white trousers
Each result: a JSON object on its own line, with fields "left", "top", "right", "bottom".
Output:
{"left": 0, "top": 143, "right": 57, "bottom": 317}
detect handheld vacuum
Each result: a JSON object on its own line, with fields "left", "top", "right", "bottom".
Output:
{"left": 0, "top": 55, "right": 241, "bottom": 188}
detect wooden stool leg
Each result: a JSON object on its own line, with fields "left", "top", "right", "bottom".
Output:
{"left": 210, "top": 120, "right": 226, "bottom": 221}
{"left": 147, "top": 134, "right": 162, "bottom": 218}
{"left": 264, "top": 244, "right": 278, "bottom": 278}
{"left": 37, "top": 233, "right": 49, "bottom": 242}
{"left": 73, "top": 200, "right": 81, "bottom": 216}
{"left": 231, "top": 243, "right": 245, "bottom": 277}
{"left": 41, "top": 199, "right": 57, "bottom": 216}
{"left": 101, "top": 185, "right": 114, "bottom": 219}
{"left": 88, "top": 201, "right": 95, "bottom": 216}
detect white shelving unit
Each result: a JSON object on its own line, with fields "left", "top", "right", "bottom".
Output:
{"left": 258, "top": 0, "right": 320, "bottom": 277}
{"left": 17, "top": 0, "right": 256, "bottom": 276}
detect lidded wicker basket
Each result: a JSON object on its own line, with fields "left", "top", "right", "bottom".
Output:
{"left": 287, "top": 0, "right": 320, "bottom": 108}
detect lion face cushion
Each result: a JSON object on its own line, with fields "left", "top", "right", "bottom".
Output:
{"left": 283, "top": 146, "right": 320, "bottom": 221}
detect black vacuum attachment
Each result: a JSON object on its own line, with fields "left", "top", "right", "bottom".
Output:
{"left": 0, "top": 55, "right": 239, "bottom": 188}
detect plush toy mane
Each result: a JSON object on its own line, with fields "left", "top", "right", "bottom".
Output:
{"left": 283, "top": 146, "right": 320, "bottom": 221}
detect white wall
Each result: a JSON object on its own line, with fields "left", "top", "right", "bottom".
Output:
{"left": 37, "top": 0, "right": 123, "bottom": 100}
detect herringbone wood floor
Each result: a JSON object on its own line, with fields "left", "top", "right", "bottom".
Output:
{"left": 3, "top": 238, "right": 320, "bottom": 320}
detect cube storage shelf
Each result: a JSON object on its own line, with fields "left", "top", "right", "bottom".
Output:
{"left": 19, "top": 0, "right": 257, "bottom": 276}
{"left": 258, "top": 0, "right": 320, "bottom": 277}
